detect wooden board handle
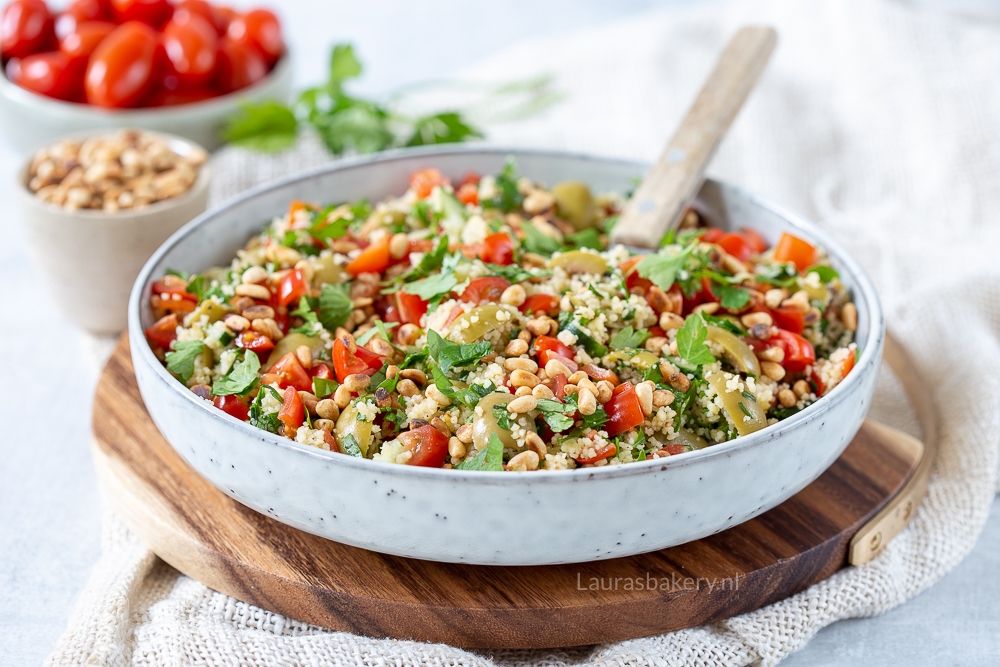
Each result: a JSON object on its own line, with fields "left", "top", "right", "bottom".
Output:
{"left": 610, "top": 26, "right": 777, "bottom": 249}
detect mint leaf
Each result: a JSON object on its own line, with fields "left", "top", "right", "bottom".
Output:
{"left": 456, "top": 432, "right": 505, "bottom": 471}
{"left": 521, "top": 221, "right": 561, "bottom": 255}
{"left": 808, "top": 265, "right": 839, "bottom": 283}
{"left": 717, "top": 285, "right": 751, "bottom": 310}
{"left": 534, "top": 398, "right": 575, "bottom": 433}
{"left": 426, "top": 329, "right": 491, "bottom": 373}
{"left": 313, "top": 376, "right": 338, "bottom": 398}
{"left": 636, "top": 246, "right": 692, "bottom": 291}
{"left": 318, "top": 283, "right": 352, "bottom": 331}
{"left": 221, "top": 101, "right": 299, "bottom": 152}
{"left": 492, "top": 403, "right": 514, "bottom": 430}
{"left": 609, "top": 325, "right": 650, "bottom": 351}
{"left": 427, "top": 361, "right": 494, "bottom": 408}
{"left": 341, "top": 433, "right": 363, "bottom": 457}
{"left": 675, "top": 313, "right": 716, "bottom": 366}
{"left": 212, "top": 351, "right": 261, "bottom": 396}
{"left": 165, "top": 340, "right": 204, "bottom": 384}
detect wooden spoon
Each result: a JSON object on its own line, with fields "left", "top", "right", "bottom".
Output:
{"left": 610, "top": 26, "right": 778, "bottom": 249}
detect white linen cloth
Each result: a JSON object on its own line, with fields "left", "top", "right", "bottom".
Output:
{"left": 47, "top": 0, "right": 1000, "bottom": 664}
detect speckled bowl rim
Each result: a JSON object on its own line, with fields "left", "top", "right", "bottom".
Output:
{"left": 128, "top": 144, "right": 885, "bottom": 485}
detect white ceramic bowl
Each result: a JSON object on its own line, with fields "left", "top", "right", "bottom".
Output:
{"left": 128, "top": 146, "right": 884, "bottom": 565}
{"left": 0, "top": 54, "right": 292, "bottom": 153}
{"left": 18, "top": 130, "right": 211, "bottom": 334}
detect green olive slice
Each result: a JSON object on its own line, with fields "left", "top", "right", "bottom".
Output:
{"left": 472, "top": 393, "right": 517, "bottom": 451}
{"left": 312, "top": 255, "right": 348, "bottom": 286}
{"left": 706, "top": 325, "right": 761, "bottom": 377}
{"left": 705, "top": 371, "right": 767, "bottom": 436}
{"left": 548, "top": 250, "right": 608, "bottom": 275}
{"left": 448, "top": 304, "right": 505, "bottom": 344}
{"left": 671, "top": 428, "right": 711, "bottom": 450}
{"left": 551, "top": 181, "right": 596, "bottom": 230}
{"left": 335, "top": 399, "right": 374, "bottom": 457}
{"left": 185, "top": 298, "right": 231, "bottom": 325}
{"left": 265, "top": 333, "right": 325, "bottom": 368}
{"left": 628, "top": 350, "right": 660, "bottom": 371}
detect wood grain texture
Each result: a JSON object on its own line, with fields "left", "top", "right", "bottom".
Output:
{"left": 92, "top": 335, "right": 918, "bottom": 649}
{"left": 611, "top": 26, "right": 777, "bottom": 249}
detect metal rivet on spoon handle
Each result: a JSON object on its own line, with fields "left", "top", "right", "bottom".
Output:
{"left": 610, "top": 26, "right": 778, "bottom": 250}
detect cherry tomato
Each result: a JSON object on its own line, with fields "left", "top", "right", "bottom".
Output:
{"left": 661, "top": 444, "right": 688, "bottom": 456}
{"left": 235, "top": 331, "right": 275, "bottom": 354}
{"left": 110, "top": 0, "right": 172, "bottom": 28}
{"left": 740, "top": 227, "right": 768, "bottom": 253}
{"left": 700, "top": 228, "right": 725, "bottom": 244}
{"left": 716, "top": 232, "right": 756, "bottom": 262}
{"left": 535, "top": 335, "right": 578, "bottom": 371}
{"left": 575, "top": 442, "right": 617, "bottom": 466}
{"left": 520, "top": 293, "right": 559, "bottom": 316}
{"left": 773, "top": 232, "right": 816, "bottom": 271}
{"left": 85, "top": 21, "right": 162, "bottom": 108}
{"left": 460, "top": 276, "right": 510, "bottom": 304}
{"left": 214, "top": 35, "right": 266, "bottom": 93}
{"left": 226, "top": 8, "right": 282, "bottom": 64}
{"left": 265, "top": 351, "right": 313, "bottom": 392}
{"left": 174, "top": 0, "right": 225, "bottom": 34}
{"left": 768, "top": 329, "right": 816, "bottom": 373}
{"left": 620, "top": 256, "right": 653, "bottom": 293}
{"left": 345, "top": 234, "right": 391, "bottom": 276}
{"left": 144, "top": 85, "right": 215, "bottom": 106}
{"left": 479, "top": 232, "right": 515, "bottom": 266}
{"left": 1, "top": 0, "right": 54, "bottom": 59}
{"left": 59, "top": 20, "right": 114, "bottom": 61}
{"left": 277, "top": 386, "right": 304, "bottom": 431}
{"left": 151, "top": 274, "right": 196, "bottom": 300}
{"left": 409, "top": 168, "right": 447, "bottom": 199}
{"left": 12, "top": 52, "right": 80, "bottom": 100}
{"left": 54, "top": 0, "right": 111, "bottom": 40}
{"left": 144, "top": 313, "right": 178, "bottom": 348}
{"left": 604, "top": 382, "right": 644, "bottom": 437}
{"left": 397, "top": 424, "right": 449, "bottom": 468}
{"left": 332, "top": 337, "right": 383, "bottom": 384}
{"left": 458, "top": 171, "right": 480, "bottom": 187}
{"left": 310, "top": 361, "right": 334, "bottom": 380}
{"left": 162, "top": 11, "right": 217, "bottom": 87}
{"left": 549, "top": 371, "right": 568, "bottom": 399}
{"left": 213, "top": 394, "right": 249, "bottom": 421}
{"left": 771, "top": 306, "right": 805, "bottom": 334}
{"left": 396, "top": 291, "right": 427, "bottom": 326}
{"left": 212, "top": 4, "right": 237, "bottom": 33}
{"left": 275, "top": 268, "right": 307, "bottom": 308}
{"left": 456, "top": 182, "right": 478, "bottom": 205}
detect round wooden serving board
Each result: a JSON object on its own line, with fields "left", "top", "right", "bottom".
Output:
{"left": 93, "top": 336, "right": 920, "bottom": 649}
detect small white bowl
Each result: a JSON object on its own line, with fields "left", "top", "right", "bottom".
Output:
{"left": 0, "top": 54, "right": 292, "bottom": 153}
{"left": 18, "top": 130, "right": 211, "bottom": 335}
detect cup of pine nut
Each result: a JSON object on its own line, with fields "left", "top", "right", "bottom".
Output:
{"left": 16, "top": 129, "right": 211, "bottom": 335}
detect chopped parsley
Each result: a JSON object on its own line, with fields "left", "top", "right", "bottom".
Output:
{"left": 318, "top": 283, "right": 353, "bottom": 331}
{"left": 610, "top": 325, "right": 650, "bottom": 351}
{"left": 455, "top": 432, "right": 505, "bottom": 471}
{"left": 716, "top": 285, "right": 751, "bottom": 310}
{"left": 479, "top": 157, "right": 523, "bottom": 213}
{"left": 312, "top": 376, "right": 338, "bottom": 398}
{"left": 521, "top": 221, "right": 561, "bottom": 255}
{"left": 248, "top": 385, "right": 283, "bottom": 433}
{"left": 675, "top": 313, "right": 716, "bottom": 366}
{"left": 212, "top": 351, "right": 261, "bottom": 396}
{"left": 635, "top": 245, "right": 693, "bottom": 291}
{"left": 426, "top": 330, "right": 491, "bottom": 374}
{"left": 165, "top": 340, "right": 205, "bottom": 384}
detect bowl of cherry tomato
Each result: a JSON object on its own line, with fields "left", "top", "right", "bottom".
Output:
{"left": 0, "top": 0, "right": 292, "bottom": 152}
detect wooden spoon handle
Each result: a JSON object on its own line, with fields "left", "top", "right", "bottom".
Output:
{"left": 610, "top": 26, "right": 777, "bottom": 249}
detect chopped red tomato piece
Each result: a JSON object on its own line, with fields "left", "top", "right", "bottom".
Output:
{"left": 276, "top": 268, "right": 308, "bottom": 308}
{"left": 397, "top": 424, "right": 449, "bottom": 467}
{"left": 151, "top": 274, "right": 196, "bottom": 300}
{"left": 396, "top": 291, "right": 428, "bottom": 325}
{"left": 235, "top": 331, "right": 274, "bottom": 353}
{"left": 409, "top": 168, "right": 448, "bottom": 199}
{"left": 773, "top": 232, "right": 816, "bottom": 271}
{"left": 460, "top": 276, "right": 511, "bottom": 304}
{"left": 456, "top": 182, "right": 478, "bottom": 205}
{"left": 479, "top": 232, "right": 515, "bottom": 265}
{"left": 700, "top": 228, "right": 725, "bottom": 244}
{"left": 661, "top": 444, "right": 688, "bottom": 456}
{"left": 277, "top": 386, "right": 304, "bottom": 431}
{"left": 575, "top": 442, "right": 617, "bottom": 465}
{"left": 535, "top": 335, "right": 576, "bottom": 367}
{"left": 443, "top": 304, "right": 465, "bottom": 328}
{"left": 740, "top": 227, "right": 768, "bottom": 253}
{"left": 332, "top": 337, "right": 383, "bottom": 383}
{"left": 457, "top": 171, "right": 480, "bottom": 187}
{"left": 582, "top": 363, "right": 618, "bottom": 384}
{"left": 520, "top": 293, "right": 559, "bottom": 316}
{"left": 345, "top": 235, "right": 391, "bottom": 276}
{"left": 213, "top": 394, "right": 249, "bottom": 421}
{"left": 604, "top": 382, "right": 644, "bottom": 437}
{"left": 549, "top": 372, "right": 568, "bottom": 399}
{"left": 265, "top": 351, "right": 313, "bottom": 392}
{"left": 812, "top": 349, "right": 856, "bottom": 396}
{"left": 717, "top": 232, "right": 756, "bottom": 262}
{"left": 768, "top": 329, "right": 816, "bottom": 373}
{"left": 620, "top": 256, "right": 652, "bottom": 293}
{"left": 144, "top": 313, "right": 178, "bottom": 348}
{"left": 310, "top": 361, "right": 334, "bottom": 380}
{"left": 771, "top": 307, "right": 805, "bottom": 334}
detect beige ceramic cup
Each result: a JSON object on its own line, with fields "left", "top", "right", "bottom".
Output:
{"left": 16, "top": 131, "right": 211, "bottom": 335}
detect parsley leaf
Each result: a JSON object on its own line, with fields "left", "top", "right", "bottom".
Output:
{"left": 401, "top": 271, "right": 460, "bottom": 301}
{"left": 318, "top": 283, "right": 352, "bottom": 331}
{"left": 808, "top": 265, "right": 839, "bottom": 283}
{"left": 756, "top": 263, "right": 798, "bottom": 288}
{"left": 675, "top": 313, "right": 716, "bottom": 366}
{"left": 534, "top": 398, "right": 575, "bottom": 432}
{"left": 289, "top": 296, "right": 323, "bottom": 336}
{"left": 566, "top": 228, "right": 603, "bottom": 250}
{"left": 406, "top": 111, "right": 483, "bottom": 147}
{"left": 428, "top": 361, "right": 494, "bottom": 408}
{"left": 309, "top": 214, "right": 351, "bottom": 241}
{"left": 486, "top": 263, "right": 545, "bottom": 284}
{"left": 212, "top": 351, "right": 261, "bottom": 396}
{"left": 480, "top": 157, "right": 523, "bottom": 213}
{"left": 521, "top": 221, "right": 561, "bottom": 255}
{"left": 313, "top": 376, "right": 338, "bottom": 398}
{"left": 609, "top": 326, "right": 650, "bottom": 351}
{"left": 165, "top": 340, "right": 204, "bottom": 384}
{"left": 456, "top": 432, "right": 505, "bottom": 471}
{"left": 221, "top": 101, "right": 299, "bottom": 152}
{"left": 717, "top": 285, "right": 751, "bottom": 310}
{"left": 248, "top": 385, "right": 283, "bottom": 433}
{"left": 426, "top": 330, "right": 491, "bottom": 373}
{"left": 636, "top": 246, "right": 692, "bottom": 291}
{"left": 492, "top": 404, "right": 514, "bottom": 430}
{"left": 703, "top": 313, "right": 746, "bottom": 336}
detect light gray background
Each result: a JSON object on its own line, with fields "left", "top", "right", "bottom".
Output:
{"left": 1, "top": 1, "right": 998, "bottom": 665}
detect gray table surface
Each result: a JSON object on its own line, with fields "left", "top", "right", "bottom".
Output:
{"left": 2, "top": 1, "right": 999, "bottom": 665}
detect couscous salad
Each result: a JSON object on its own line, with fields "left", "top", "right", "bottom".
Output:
{"left": 145, "top": 160, "right": 858, "bottom": 472}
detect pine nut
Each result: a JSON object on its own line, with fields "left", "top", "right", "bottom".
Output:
{"left": 251, "top": 317, "right": 284, "bottom": 341}
{"left": 243, "top": 304, "right": 275, "bottom": 321}
{"left": 544, "top": 358, "right": 571, "bottom": 379}
{"left": 293, "top": 259, "right": 314, "bottom": 283}
{"left": 652, "top": 389, "right": 674, "bottom": 407}
{"left": 396, "top": 323, "right": 421, "bottom": 345}
{"left": 646, "top": 286, "right": 670, "bottom": 315}
{"left": 223, "top": 314, "right": 250, "bottom": 332}
{"left": 841, "top": 302, "right": 858, "bottom": 332}
{"left": 577, "top": 378, "right": 598, "bottom": 397}
{"left": 456, "top": 423, "right": 474, "bottom": 444}
{"left": 235, "top": 284, "right": 271, "bottom": 300}
{"left": 515, "top": 385, "right": 533, "bottom": 397}
{"left": 518, "top": 329, "right": 532, "bottom": 343}
{"left": 389, "top": 233, "right": 410, "bottom": 260}
{"left": 505, "top": 339, "right": 528, "bottom": 356}
{"left": 532, "top": 384, "right": 555, "bottom": 399}
{"left": 506, "top": 450, "right": 540, "bottom": 471}
{"left": 294, "top": 345, "right": 313, "bottom": 369}
{"left": 778, "top": 388, "right": 797, "bottom": 407}
{"left": 645, "top": 336, "right": 668, "bottom": 353}
{"left": 525, "top": 431, "right": 547, "bottom": 459}
{"left": 504, "top": 357, "right": 538, "bottom": 373}
{"left": 241, "top": 266, "right": 268, "bottom": 284}
{"left": 386, "top": 365, "right": 400, "bottom": 379}
{"left": 333, "top": 385, "right": 353, "bottom": 408}
{"left": 781, "top": 290, "right": 810, "bottom": 311}
{"left": 741, "top": 311, "right": 773, "bottom": 328}
{"left": 352, "top": 296, "right": 374, "bottom": 308}
{"left": 526, "top": 318, "right": 551, "bottom": 336}
{"left": 448, "top": 437, "right": 467, "bottom": 459}
{"left": 510, "top": 369, "right": 540, "bottom": 388}
{"left": 313, "top": 419, "right": 335, "bottom": 433}
{"left": 500, "top": 284, "right": 527, "bottom": 307}
{"left": 793, "top": 379, "right": 811, "bottom": 397}
{"left": 396, "top": 379, "right": 420, "bottom": 397}
{"left": 761, "top": 361, "right": 786, "bottom": 381}
{"left": 758, "top": 346, "right": 785, "bottom": 363}
{"left": 431, "top": 417, "right": 451, "bottom": 437}
{"left": 764, "top": 288, "right": 786, "bottom": 309}
{"left": 693, "top": 302, "right": 719, "bottom": 315}
{"left": 399, "top": 368, "right": 427, "bottom": 384}
{"left": 507, "top": 395, "right": 537, "bottom": 414}
{"left": 563, "top": 384, "right": 579, "bottom": 395}
{"left": 316, "top": 399, "right": 340, "bottom": 420}
{"left": 426, "top": 383, "right": 451, "bottom": 406}
{"left": 343, "top": 374, "right": 371, "bottom": 393}
{"left": 635, "top": 381, "right": 654, "bottom": 416}
{"left": 659, "top": 312, "right": 685, "bottom": 331}
{"left": 577, "top": 387, "right": 597, "bottom": 415}
{"left": 367, "top": 337, "right": 394, "bottom": 357}
{"left": 721, "top": 254, "right": 748, "bottom": 275}
{"left": 596, "top": 380, "right": 614, "bottom": 403}
{"left": 564, "top": 370, "right": 584, "bottom": 384}
{"left": 522, "top": 190, "right": 555, "bottom": 214}
{"left": 299, "top": 391, "right": 319, "bottom": 416}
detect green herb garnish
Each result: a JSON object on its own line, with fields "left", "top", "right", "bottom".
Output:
{"left": 456, "top": 432, "right": 505, "bottom": 471}
{"left": 318, "top": 283, "right": 353, "bottom": 331}
{"left": 675, "top": 313, "right": 716, "bottom": 366}
{"left": 165, "top": 340, "right": 204, "bottom": 384}
{"left": 212, "top": 351, "right": 261, "bottom": 396}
